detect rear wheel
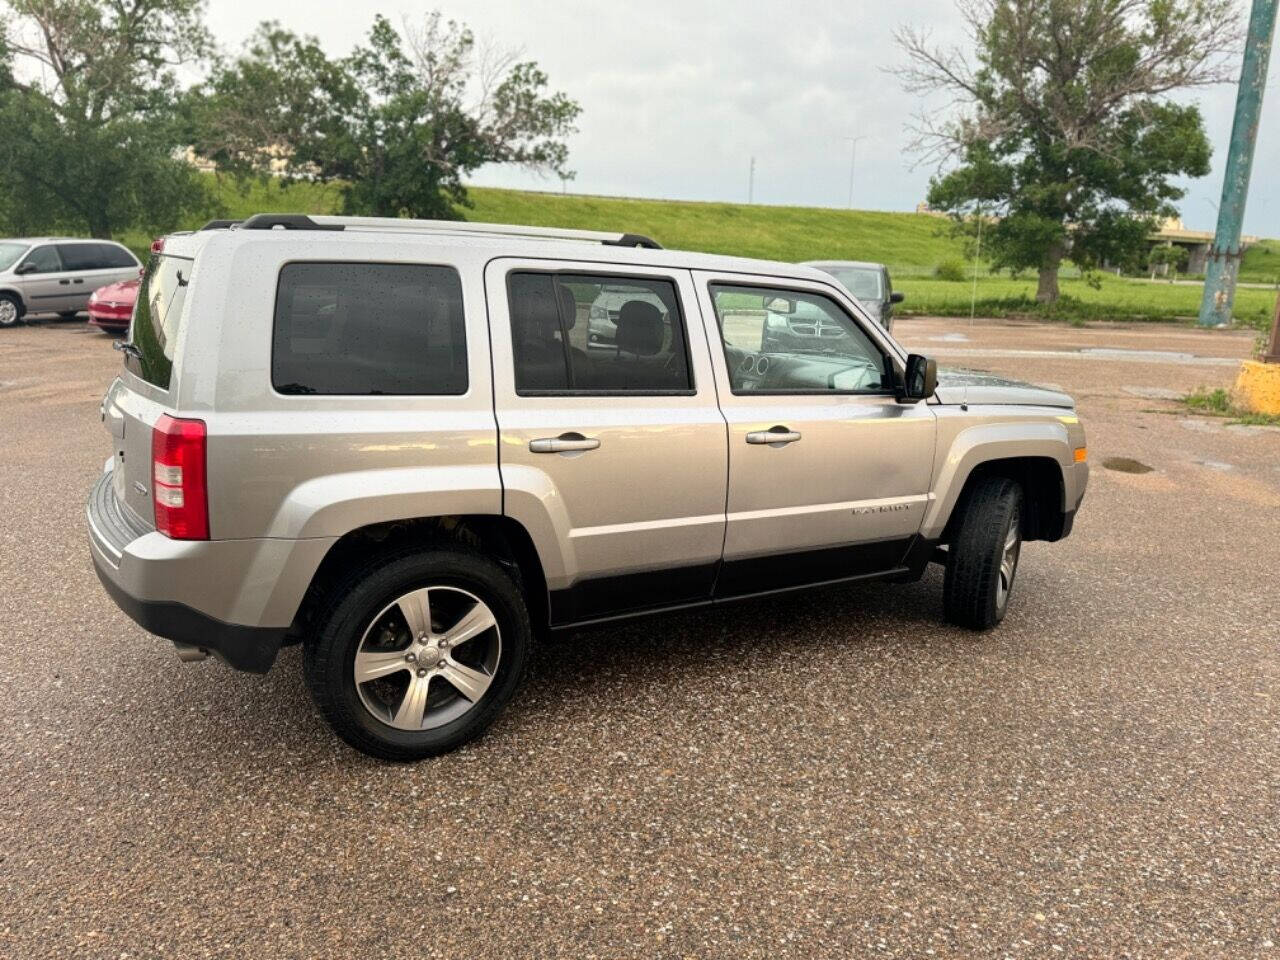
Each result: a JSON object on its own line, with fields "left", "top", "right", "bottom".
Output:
{"left": 943, "top": 477, "right": 1023, "bottom": 630}
{"left": 0, "top": 294, "right": 22, "bottom": 327}
{"left": 303, "top": 546, "right": 531, "bottom": 760}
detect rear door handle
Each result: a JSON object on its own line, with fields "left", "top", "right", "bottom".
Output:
{"left": 73, "top": 278, "right": 84, "bottom": 284}
{"left": 529, "top": 434, "right": 601, "bottom": 454}
{"left": 746, "top": 427, "right": 802, "bottom": 445}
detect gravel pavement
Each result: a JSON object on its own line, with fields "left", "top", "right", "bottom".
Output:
{"left": 1, "top": 315, "right": 1278, "bottom": 959}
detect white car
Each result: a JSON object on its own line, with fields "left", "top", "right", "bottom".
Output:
{"left": 0, "top": 238, "right": 141, "bottom": 327}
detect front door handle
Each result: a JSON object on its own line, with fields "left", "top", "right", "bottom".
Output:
{"left": 529, "top": 433, "right": 601, "bottom": 454}
{"left": 746, "top": 426, "right": 802, "bottom": 446}
{"left": 59, "top": 279, "right": 71, "bottom": 285}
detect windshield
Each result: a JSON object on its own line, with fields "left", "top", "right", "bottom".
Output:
{"left": 0, "top": 242, "right": 29, "bottom": 272}
{"left": 821, "top": 266, "right": 883, "bottom": 301}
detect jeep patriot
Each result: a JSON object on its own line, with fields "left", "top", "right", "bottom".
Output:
{"left": 87, "top": 214, "right": 1088, "bottom": 759}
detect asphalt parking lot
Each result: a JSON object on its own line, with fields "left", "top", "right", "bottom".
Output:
{"left": 2, "top": 315, "right": 1278, "bottom": 958}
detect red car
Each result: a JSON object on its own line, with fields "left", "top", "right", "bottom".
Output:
{"left": 87, "top": 278, "right": 138, "bottom": 331}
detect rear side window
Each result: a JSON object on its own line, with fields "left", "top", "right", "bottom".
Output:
{"left": 127, "top": 254, "right": 191, "bottom": 390}
{"left": 57, "top": 244, "right": 105, "bottom": 270}
{"left": 507, "top": 272, "right": 691, "bottom": 394}
{"left": 272, "top": 262, "right": 467, "bottom": 396}
{"left": 95, "top": 243, "right": 139, "bottom": 269}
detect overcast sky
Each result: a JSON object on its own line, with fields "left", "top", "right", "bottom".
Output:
{"left": 205, "top": 0, "right": 1280, "bottom": 237}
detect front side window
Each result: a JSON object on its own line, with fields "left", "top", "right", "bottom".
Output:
{"left": 127, "top": 254, "right": 191, "bottom": 389}
{"left": 272, "top": 262, "right": 467, "bottom": 396}
{"left": 19, "top": 245, "right": 61, "bottom": 274}
{"left": 709, "top": 284, "right": 890, "bottom": 395}
{"left": 508, "top": 272, "right": 691, "bottom": 394}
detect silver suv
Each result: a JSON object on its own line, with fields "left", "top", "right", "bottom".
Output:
{"left": 87, "top": 214, "right": 1088, "bottom": 760}
{"left": 0, "top": 238, "right": 141, "bottom": 326}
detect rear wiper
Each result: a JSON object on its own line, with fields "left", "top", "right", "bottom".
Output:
{"left": 113, "top": 340, "right": 143, "bottom": 360}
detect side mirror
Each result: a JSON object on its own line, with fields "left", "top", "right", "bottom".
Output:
{"left": 890, "top": 291, "right": 905, "bottom": 304}
{"left": 898, "top": 353, "right": 937, "bottom": 403}
{"left": 762, "top": 295, "right": 795, "bottom": 314}
{"left": 14, "top": 262, "right": 36, "bottom": 275}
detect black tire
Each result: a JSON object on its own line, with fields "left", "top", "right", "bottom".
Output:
{"left": 303, "top": 546, "right": 531, "bottom": 761}
{"left": 943, "top": 477, "right": 1024, "bottom": 630}
{"left": 0, "top": 292, "right": 23, "bottom": 327}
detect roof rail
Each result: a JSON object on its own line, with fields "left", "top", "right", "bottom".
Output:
{"left": 233, "top": 212, "right": 662, "bottom": 248}
{"left": 199, "top": 219, "right": 241, "bottom": 231}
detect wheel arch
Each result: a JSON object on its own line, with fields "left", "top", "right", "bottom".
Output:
{"left": 290, "top": 514, "right": 550, "bottom": 641}
{"left": 939, "top": 456, "right": 1067, "bottom": 545}
{"left": 0, "top": 287, "right": 26, "bottom": 316}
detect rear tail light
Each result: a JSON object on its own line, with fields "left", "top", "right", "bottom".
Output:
{"left": 150, "top": 237, "right": 165, "bottom": 254}
{"left": 152, "top": 414, "right": 209, "bottom": 540}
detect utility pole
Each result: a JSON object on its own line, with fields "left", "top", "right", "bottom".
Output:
{"left": 844, "top": 136, "right": 867, "bottom": 209}
{"left": 1198, "top": 0, "right": 1278, "bottom": 327}
{"left": 748, "top": 156, "right": 755, "bottom": 204}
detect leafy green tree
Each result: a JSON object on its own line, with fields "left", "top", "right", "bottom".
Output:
{"left": 190, "top": 13, "right": 582, "bottom": 220}
{"left": 1148, "top": 243, "right": 1189, "bottom": 279}
{"left": 897, "top": 0, "right": 1239, "bottom": 302}
{"left": 0, "top": 0, "right": 215, "bottom": 238}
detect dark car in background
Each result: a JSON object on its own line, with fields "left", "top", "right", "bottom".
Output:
{"left": 801, "top": 260, "right": 903, "bottom": 332}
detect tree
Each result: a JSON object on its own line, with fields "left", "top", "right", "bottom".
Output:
{"left": 1148, "top": 243, "right": 1188, "bottom": 279}
{"left": 0, "top": 0, "right": 215, "bottom": 238}
{"left": 189, "top": 13, "right": 582, "bottom": 220}
{"left": 897, "top": 0, "right": 1240, "bottom": 302}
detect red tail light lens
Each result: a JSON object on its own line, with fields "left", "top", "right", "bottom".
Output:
{"left": 152, "top": 414, "right": 209, "bottom": 540}
{"left": 150, "top": 237, "right": 165, "bottom": 254}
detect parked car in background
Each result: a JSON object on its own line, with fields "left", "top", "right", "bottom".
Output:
{"left": 0, "top": 238, "right": 141, "bottom": 327}
{"left": 88, "top": 278, "right": 139, "bottom": 332}
{"left": 800, "top": 260, "right": 903, "bottom": 332}
{"left": 586, "top": 283, "right": 669, "bottom": 349}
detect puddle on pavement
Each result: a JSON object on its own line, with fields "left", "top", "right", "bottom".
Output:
{"left": 1103, "top": 456, "right": 1154, "bottom": 474}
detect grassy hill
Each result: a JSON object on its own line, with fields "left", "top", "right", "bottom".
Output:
{"left": 118, "top": 176, "right": 1275, "bottom": 329}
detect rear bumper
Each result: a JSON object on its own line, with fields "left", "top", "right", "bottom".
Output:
{"left": 92, "top": 559, "right": 286, "bottom": 672}
{"left": 87, "top": 470, "right": 334, "bottom": 673}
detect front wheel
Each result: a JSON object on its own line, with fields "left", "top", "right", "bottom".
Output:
{"left": 304, "top": 547, "right": 531, "bottom": 760}
{"left": 943, "top": 477, "right": 1023, "bottom": 630}
{"left": 0, "top": 294, "right": 23, "bottom": 327}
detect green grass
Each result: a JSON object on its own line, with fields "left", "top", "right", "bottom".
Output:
{"left": 896, "top": 273, "right": 1277, "bottom": 328}
{"left": 465, "top": 187, "right": 971, "bottom": 272}
{"left": 112, "top": 176, "right": 1278, "bottom": 327}
{"left": 1240, "top": 238, "right": 1280, "bottom": 285}
{"left": 1182, "top": 386, "right": 1280, "bottom": 426}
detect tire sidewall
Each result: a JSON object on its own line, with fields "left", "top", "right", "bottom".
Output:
{"left": 991, "top": 499, "right": 1022, "bottom": 624}
{"left": 307, "top": 550, "right": 530, "bottom": 759}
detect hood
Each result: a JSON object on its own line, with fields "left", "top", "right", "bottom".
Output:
{"left": 91, "top": 278, "right": 140, "bottom": 302}
{"left": 934, "top": 367, "right": 1074, "bottom": 409}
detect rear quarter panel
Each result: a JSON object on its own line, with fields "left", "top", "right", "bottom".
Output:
{"left": 177, "top": 236, "right": 501, "bottom": 541}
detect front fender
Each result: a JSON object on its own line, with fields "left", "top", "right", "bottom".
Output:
{"left": 921, "top": 418, "right": 1072, "bottom": 540}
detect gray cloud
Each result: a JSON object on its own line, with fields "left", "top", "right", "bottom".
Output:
{"left": 207, "top": 0, "right": 1279, "bottom": 236}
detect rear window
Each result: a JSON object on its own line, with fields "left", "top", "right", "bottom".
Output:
{"left": 272, "top": 262, "right": 467, "bottom": 396}
{"left": 126, "top": 254, "right": 191, "bottom": 390}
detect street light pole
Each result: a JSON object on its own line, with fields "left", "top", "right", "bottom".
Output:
{"left": 844, "top": 136, "right": 867, "bottom": 209}
{"left": 1198, "top": 0, "right": 1278, "bottom": 327}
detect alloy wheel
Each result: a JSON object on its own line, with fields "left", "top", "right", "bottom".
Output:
{"left": 353, "top": 586, "right": 501, "bottom": 731}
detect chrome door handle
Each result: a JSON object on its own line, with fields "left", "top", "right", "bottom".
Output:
{"left": 529, "top": 434, "right": 601, "bottom": 453}
{"left": 746, "top": 427, "right": 802, "bottom": 445}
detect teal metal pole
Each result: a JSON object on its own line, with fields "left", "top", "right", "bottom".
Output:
{"left": 1199, "top": 0, "right": 1278, "bottom": 326}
